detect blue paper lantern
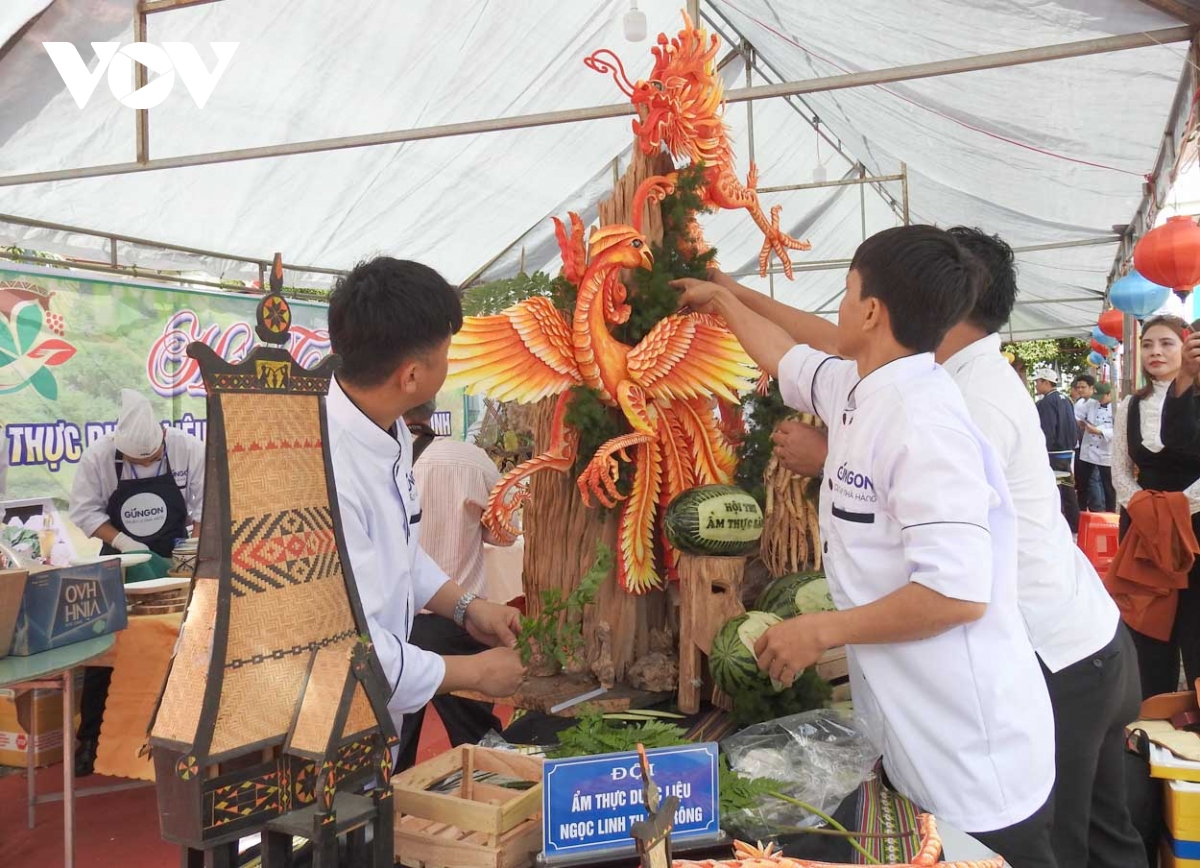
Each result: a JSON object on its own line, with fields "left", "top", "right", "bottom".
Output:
{"left": 1091, "top": 326, "right": 1119, "bottom": 348}
{"left": 1110, "top": 270, "right": 1172, "bottom": 318}
{"left": 1088, "top": 351, "right": 1106, "bottom": 367}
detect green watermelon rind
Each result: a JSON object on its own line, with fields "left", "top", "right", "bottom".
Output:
{"left": 663, "top": 484, "right": 763, "bottom": 556}
{"left": 709, "top": 611, "right": 784, "bottom": 695}
{"left": 755, "top": 572, "right": 834, "bottom": 620}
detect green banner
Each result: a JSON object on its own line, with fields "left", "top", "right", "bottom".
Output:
{"left": 1, "top": 265, "right": 464, "bottom": 504}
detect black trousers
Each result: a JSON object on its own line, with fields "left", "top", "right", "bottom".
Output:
{"left": 1129, "top": 580, "right": 1200, "bottom": 698}
{"left": 396, "top": 614, "right": 502, "bottom": 772}
{"left": 78, "top": 666, "right": 112, "bottom": 742}
{"left": 969, "top": 792, "right": 1058, "bottom": 868}
{"left": 1041, "top": 624, "right": 1147, "bottom": 868}
{"left": 1075, "top": 460, "right": 1116, "bottom": 513}
{"left": 1058, "top": 481, "right": 1080, "bottom": 534}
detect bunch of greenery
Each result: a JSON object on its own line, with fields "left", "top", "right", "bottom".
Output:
{"left": 734, "top": 379, "right": 795, "bottom": 507}
{"left": 515, "top": 541, "right": 610, "bottom": 667}
{"left": 460, "top": 271, "right": 576, "bottom": 318}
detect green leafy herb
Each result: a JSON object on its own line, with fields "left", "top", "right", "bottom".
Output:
{"left": 515, "top": 541, "right": 610, "bottom": 666}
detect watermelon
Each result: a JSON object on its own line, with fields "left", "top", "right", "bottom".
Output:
{"left": 755, "top": 572, "right": 835, "bottom": 620}
{"left": 709, "top": 611, "right": 785, "bottom": 695}
{"left": 663, "top": 485, "right": 763, "bottom": 556}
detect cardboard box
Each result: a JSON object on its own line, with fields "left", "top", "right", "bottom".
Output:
{"left": 0, "top": 569, "right": 25, "bottom": 658}
{"left": 7, "top": 560, "right": 126, "bottom": 656}
{"left": 0, "top": 687, "right": 67, "bottom": 768}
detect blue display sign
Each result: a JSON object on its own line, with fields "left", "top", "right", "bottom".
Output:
{"left": 541, "top": 742, "right": 720, "bottom": 861}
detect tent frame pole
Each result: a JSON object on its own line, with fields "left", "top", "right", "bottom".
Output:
{"left": 0, "top": 25, "right": 1189, "bottom": 188}
{"left": 0, "top": 211, "right": 347, "bottom": 277}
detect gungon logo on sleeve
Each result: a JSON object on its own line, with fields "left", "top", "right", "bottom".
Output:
{"left": 43, "top": 42, "right": 239, "bottom": 109}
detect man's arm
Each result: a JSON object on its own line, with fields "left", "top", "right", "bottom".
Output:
{"left": 672, "top": 279, "right": 800, "bottom": 379}
{"left": 710, "top": 270, "right": 839, "bottom": 354}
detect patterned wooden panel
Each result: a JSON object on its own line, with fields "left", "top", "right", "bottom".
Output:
{"left": 289, "top": 641, "right": 354, "bottom": 755}
{"left": 152, "top": 578, "right": 218, "bottom": 744}
{"left": 342, "top": 681, "right": 376, "bottom": 739}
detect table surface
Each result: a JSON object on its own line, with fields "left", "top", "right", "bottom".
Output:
{"left": 0, "top": 634, "right": 116, "bottom": 687}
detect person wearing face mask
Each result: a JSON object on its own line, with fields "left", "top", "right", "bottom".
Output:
{"left": 1109, "top": 314, "right": 1200, "bottom": 698}
{"left": 67, "top": 388, "right": 206, "bottom": 775}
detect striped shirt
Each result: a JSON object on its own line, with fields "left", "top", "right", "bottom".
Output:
{"left": 412, "top": 437, "right": 506, "bottom": 597}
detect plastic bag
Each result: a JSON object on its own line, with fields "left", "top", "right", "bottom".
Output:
{"left": 721, "top": 708, "right": 881, "bottom": 841}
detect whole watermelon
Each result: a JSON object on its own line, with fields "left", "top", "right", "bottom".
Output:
{"left": 755, "top": 572, "right": 835, "bottom": 620}
{"left": 709, "top": 611, "right": 785, "bottom": 695}
{"left": 664, "top": 485, "right": 763, "bottom": 556}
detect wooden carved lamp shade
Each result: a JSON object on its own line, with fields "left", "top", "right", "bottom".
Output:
{"left": 148, "top": 254, "right": 398, "bottom": 867}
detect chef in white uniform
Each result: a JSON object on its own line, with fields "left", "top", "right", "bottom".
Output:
{"left": 675, "top": 225, "right": 1057, "bottom": 867}
{"left": 70, "top": 389, "right": 205, "bottom": 556}
{"left": 323, "top": 256, "right": 525, "bottom": 751}
{"left": 68, "top": 388, "right": 205, "bottom": 775}
{"left": 738, "top": 229, "right": 1143, "bottom": 868}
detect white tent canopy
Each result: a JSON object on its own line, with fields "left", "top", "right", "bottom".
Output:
{"left": 0, "top": 0, "right": 1194, "bottom": 338}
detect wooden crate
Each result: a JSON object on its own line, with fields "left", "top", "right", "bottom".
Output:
{"left": 393, "top": 745, "right": 544, "bottom": 868}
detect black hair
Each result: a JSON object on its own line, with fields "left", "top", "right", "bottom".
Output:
{"left": 328, "top": 257, "right": 463, "bottom": 388}
{"left": 946, "top": 226, "right": 1017, "bottom": 334}
{"left": 1071, "top": 373, "right": 1096, "bottom": 388}
{"left": 404, "top": 400, "right": 437, "bottom": 423}
{"left": 849, "top": 225, "right": 984, "bottom": 353}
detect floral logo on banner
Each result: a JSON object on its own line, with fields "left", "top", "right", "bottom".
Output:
{"left": 147, "top": 309, "right": 330, "bottom": 398}
{"left": 0, "top": 281, "right": 76, "bottom": 399}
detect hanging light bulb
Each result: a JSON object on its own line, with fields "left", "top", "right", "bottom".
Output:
{"left": 624, "top": 0, "right": 647, "bottom": 42}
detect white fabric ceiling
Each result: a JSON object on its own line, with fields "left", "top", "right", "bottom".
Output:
{"left": 0, "top": 0, "right": 1190, "bottom": 338}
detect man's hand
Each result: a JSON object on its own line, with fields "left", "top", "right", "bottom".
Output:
{"left": 771, "top": 419, "right": 829, "bottom": 478}
{"left": 707, "top": 268, "right": 741, "bottom": 293}
{"left": 471, "top": 647, "right": 527, "bottom": 697}
{"left": 464, "top": 599, "right": 521, "bottom": 649}
{"left": 670, "top": 278, "right": 728, "bottom": 315}
{"left": 754, "top": 613, "right": 834, "bottom": 688}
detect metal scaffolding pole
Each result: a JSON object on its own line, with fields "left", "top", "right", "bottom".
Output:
{"left": 0, "top": 25, "right": 1189, "bottom": 188}
{"left": 730, "top": 234, "right": 1121, "bottom": 278}
{"left": 756, "top": 172, "right": 905, "bottom": 195}
{"left": 0, "top": 211, "right": 347, "bottom": 276}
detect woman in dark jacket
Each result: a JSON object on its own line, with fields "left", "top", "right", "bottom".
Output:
{"left": 1112, "top": 315, "right": 1200, "bottom": 698}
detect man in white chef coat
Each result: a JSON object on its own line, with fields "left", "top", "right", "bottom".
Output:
{"left": 738, "top": 228, "right": 1144, "bottom": 868}
{"left": 324, "top": 256, "right": 526, "bottom": 756}
{"left": 674, "top": 225, "right": 1058, "bottom": 867}
{"left": 68, "top": 388, "right": 205, "bottom": 775}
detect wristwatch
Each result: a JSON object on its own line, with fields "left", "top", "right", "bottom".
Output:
{"left": 453, "top": 592, "right": 479, "bottom": 628}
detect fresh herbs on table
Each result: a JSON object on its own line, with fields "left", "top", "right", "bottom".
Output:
{"left": 515, "top": 541, "right": 610, "bottom": 667}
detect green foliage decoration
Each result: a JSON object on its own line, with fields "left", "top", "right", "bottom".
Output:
{"left": 515, "top": 541, "right": 609, "bottom": 667}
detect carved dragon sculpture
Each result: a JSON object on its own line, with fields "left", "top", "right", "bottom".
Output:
{"left": 587, "top": 11, "right": 811, "bottom": 279}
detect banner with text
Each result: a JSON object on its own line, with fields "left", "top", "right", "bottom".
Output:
{"left": 1, "top": 264, "right": 464, "bottom": 504}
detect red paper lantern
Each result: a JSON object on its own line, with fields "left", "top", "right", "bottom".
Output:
{"left": 1089, "top": 339, "right": 1110, "bottom": 357}
{"left": 1098, "top": 309, "right": 1124, "bottom": 339}
{"left": 1134, "top": 215, "right": 1200, "bottom": 298}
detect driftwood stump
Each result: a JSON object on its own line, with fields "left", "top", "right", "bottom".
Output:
{"left": 676, "top": 553, "right": 747, "bottom": 714}
{"left": 521, "top": 148, "right": 677, "bottom": 683}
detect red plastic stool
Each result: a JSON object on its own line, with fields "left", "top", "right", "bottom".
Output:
{"left": 1078, "top": 511, "right": 1120, "bottom": 574}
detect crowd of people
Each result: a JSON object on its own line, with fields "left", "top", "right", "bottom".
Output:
{"left": 60, "top": 222, "right": 1200, "bottom": 868}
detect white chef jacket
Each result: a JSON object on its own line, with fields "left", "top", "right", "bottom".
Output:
{"left": 326, "top": 376, "right": 450, "bottom": 728}
{"left": 69, "top": 427, "right": 205, "bottom": 536}
{"left": 778, "top": 346, "right": 1055, "bottom": 833}
{"left": 943, "top": 334, "right": 1117, "bottom": 673}
{"left": 1079, "top": 401, "right": 1114, "bottom": 468}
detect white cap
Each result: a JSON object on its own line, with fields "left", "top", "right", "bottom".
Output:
{"left": 114, "top": 389, "right": 163, "bottom": 459}
{"left": 1032, "top": 367, "right": 1059, "bottom": 385}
